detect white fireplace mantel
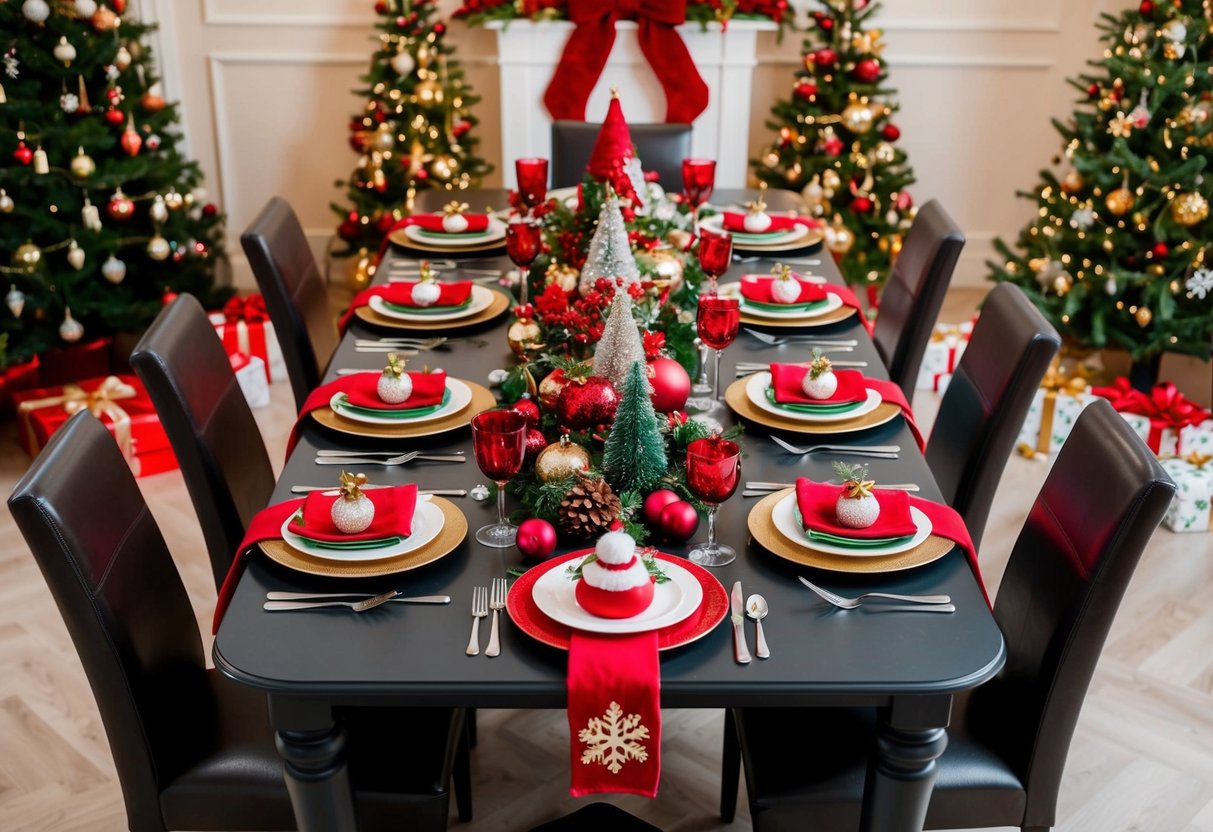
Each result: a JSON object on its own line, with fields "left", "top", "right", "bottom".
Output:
{"left": 488, "top": 19, "right": 776, "bottom": 190}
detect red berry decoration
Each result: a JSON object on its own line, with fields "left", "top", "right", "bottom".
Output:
{"left": 659, "top": 500, "right": 699, "bottom": 544}
{"left": 853, "top": 59, "right": 881, "bottom": 83}
{"left": 852, "top": 196, "right": 874, "bottom": 214}
{"left": 642, "top": 489, "right": 681, "bottom": 528}
{"left": 814, "top": 48, "right": 838, "bottom": 68}
{"left": 556, "top": 376, "right": 619, "bottom": 430}
{"left": 516, "top": 518, "right": 557, "bottom": 561}
{"left": 511, "top": 395, "right": 541, "bottom": 428}
{"left": 1152, "top": 242, "right": 1169, "bottom": 258}
{"left": 881, "top": 123, "right": 901, "bottom": 142}
{"left": 524, "top": 428, "right": 548, "bottom": 462}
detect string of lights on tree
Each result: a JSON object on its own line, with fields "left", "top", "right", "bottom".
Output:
{"left": 1, "top": 0, "right": 227, "bottom": 366}
{"left": 990, "top": 0, "right": 1212, "bottom": 364}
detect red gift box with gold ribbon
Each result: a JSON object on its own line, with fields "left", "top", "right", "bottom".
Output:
{"left": 13, "top": 374, "right": 177, "bottom": 478}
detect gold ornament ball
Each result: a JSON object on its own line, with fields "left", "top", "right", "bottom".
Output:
{"left": 1105, "top": 187, "right": 1135, "bottom": 216}
{"left": 821, "top": 169, "right": 842, "bottom": 191}
{"left": 645, "top": 250, "right": 684, "bottom": 293}
{"left": 824, "top": 221, "right": 855, "bottom": 255}
{"left": 1163, "top": 41, "right": 1183, "bottom": 60}
{"left": 1061, "top": 170, "right": 1084, "bottom": 194}
{"left": 1132, "top": 211, "right": 1149, "bottom": 227}
{"left": 12, "top": 241, "right": 42, "bottom": 270}
{"left": 1052, "top": 272, "right": 1073, "bottom": 295}
{"left": 873, "top": 142, "right": 896, "bottom": 164}
{"left": 414, "top": 79, "right": 444, "bottom": 105}
{"left": 544, "top": 263, "right": 579, "bottom": 293}
{"left": 507, "top": 317, "right": 542, "bottom": 358}
{"left": 146, "top": 235, "right": 170, "bottom": 261}
{"left": 1147, "top": 264, "right": 1165, "bottom": 276}
{"left": 1135, "top": 306, "right": 1152, "bottom": 327}
{"left": 534, "top": 435, "right": 591, "bottom": 483}
{"left": 164, "top": 191, "right": 184, "bottom": 210}
{"left": 1170, "top": 191, "right": 1209, "bottom": 227}
{"left": 429, "top": 154, "right": 459, "bottom": 181}
{"left": 70, "top": 148, "right": 95, "bottom": 180}
{"left": 841, "top": 101, "right": 875, "bottom": 134}
{"left": 371, "top": 124, "right": 395, "bottom": 152}
{"left": 346, "top": 249, "right": 374, "bottom": 292}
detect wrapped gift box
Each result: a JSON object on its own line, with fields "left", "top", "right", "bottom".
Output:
{"left": 1091, "top": 377, "right": 1210, "bottom": 457}
{"left": 209, "top": 294, "right": 287, "bottom": 384}
{"left": 1159, "top": 455, "right": 1213, "bottom": 533}
{"left": 13, "top": 374, "right": 177, "bottom": 478}
{"left": 1017, "top": 387, "right": 1100, "bottom": 456}
{"left": 915, "top": 320, "right": 974, "bottom": 392}
{"left": 231, "top": 353, "right": 270, "bottom": 409}
{"left": 1178, "top": 421, "right": 1213, "bottom": 456}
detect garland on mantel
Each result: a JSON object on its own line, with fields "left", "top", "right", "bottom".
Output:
{"left": 453, "top": 0, "right": 794, "bottom": 34}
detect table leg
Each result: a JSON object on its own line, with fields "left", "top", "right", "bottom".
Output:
{"left": 859, "top": 694, "right": 952, "bottom": 832}
{"left": 269, "top": 695, "right": 358, "bottom": 832}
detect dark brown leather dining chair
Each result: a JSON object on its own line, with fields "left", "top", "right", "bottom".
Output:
{"left": 871, "top": 199, "right": 965, "bottom": 401}
{"left": 924, "top": 282, "right": 1060, "bottom": 550}
{"left": 720, "top": 400, "right": 1175, "bottom": 832}
{"left": 8, "top": 410, "right": 471, "bottom": 832}
{"left": 551, "top": 120, "right": 692, "bottom": 189}
{"left": 241, "top": 196, "right": 340, "bottom": 411}
{"left": 130, "top": 293, "right": 275, "bottom": 593}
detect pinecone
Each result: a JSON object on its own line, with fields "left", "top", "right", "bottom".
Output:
{"left": 558, "top": 475, "right": 622, "bottom": 539}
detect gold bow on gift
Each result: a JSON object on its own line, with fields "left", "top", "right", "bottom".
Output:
{"left": 1183, "top": 451, "right": 1213, "bottom": 469}
{"left": 1019, "top": 358, "right": 1091, "bottom": 458}
{"left": 442, "top": 200, "right": 469, "bottom": 217}
{"left": 18, "top": 375, "right": 138, "bottom": 462}
{"left": 930, "top": 324, "right": 964, "bottom": 343}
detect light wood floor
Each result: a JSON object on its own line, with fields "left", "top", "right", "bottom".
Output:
{"left": 2, "top": 289, "right": 1211, "bottom": 831}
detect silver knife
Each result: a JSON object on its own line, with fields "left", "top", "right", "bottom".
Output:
{"left": 870, "top": 604, "right": 956, "bottom": 614}
{"left": 264, "top": 596, "right": 450, "bottom": 610}
{"left": 731, "top": 581, "right": 751, "bottom": 664}
{"left": 266, "top": 592, "right": 451, "bottom": 603}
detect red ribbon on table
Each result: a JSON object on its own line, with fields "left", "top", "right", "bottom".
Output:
{"left": 1090, "top": 377, "right": 1210, "bottom": 454}
{"left": 221, "top": 294, "right": 271, "bottom": 381}
{"left": 213, "top": 498, "right": 304, "bottom": 633}
{"left": 543, "top": 0, "right": 709, "bottom": 124}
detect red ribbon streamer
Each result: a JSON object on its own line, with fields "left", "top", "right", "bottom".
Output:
{"left": 1091, "top": 377, "right": 1210, "bottom": 454}
{"left": 543, "top": 0, "right": 710, "bottom": 124}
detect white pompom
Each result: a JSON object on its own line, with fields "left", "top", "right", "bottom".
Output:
{"left": 595, "top": 530, "right": 636, "bottom": 565}
{"left": 411, "top": 281, "right": 441, "bottom": 307}
{"left": 744, "top": 211, "right": 773, "bottom": 233}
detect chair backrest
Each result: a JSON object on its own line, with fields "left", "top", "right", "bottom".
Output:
{"left": 925, "top": 282, "right": 1060, "bottom": 549}
{"left": 240, "top": 196, "right": 339, "bottom": 411}
{"left": 969, "top": 400, "right": 1174, "bottom": 829}
{"left": 130, "top": 294, "right": 275, "bottom": 592}
{"left": 8, "top": 411, "right": 211, "bottom": 832}
{"left": 871, "top": 199, "right": 965, "bottom": 400}
{"left": 550, "top": 121, "right": 692, "bottom": 190}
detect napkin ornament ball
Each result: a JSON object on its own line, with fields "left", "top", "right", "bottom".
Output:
{"left": 441, "top": 200, "right": 470, "bottom": 233}
{"left": 834, "top": 461, "right": 880, "bottom": 529}
{"left": 769, "top": 262, "right": 803, "bottom": 304}
{"left": 331, "top": 471, "right": 376, "bottom": 534}
{"left": 574, "top": 530, "right": 656, "bottom": 619}
{"left": 742, "top": 182, "right": 773, "bottom": 234}
{"left": 377, "top": 352, "right": 413, "bottom": 403}
{"left": 801, "top": 350, "right": 838, "bottom": 399}
{"left": 410, "top": 260, "right": 442, "bottom": 307}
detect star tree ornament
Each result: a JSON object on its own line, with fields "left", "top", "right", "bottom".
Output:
{"left": 578, "top": 190, "right": 641, "bottom": 295}
{"left": 592, "top": 290, "right": 647, "bottom": 390}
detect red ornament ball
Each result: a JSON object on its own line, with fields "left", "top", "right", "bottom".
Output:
{"left": 338, "top": 219, "right": 360, "bottom": 241}
{"left": 557, "top": 376, "right": 619, "bottom": 430}
{"left": 374, "top": 0, "right": 388, "bottom": 12}
{"left": 104, "top": 108, "right": 124, "bottom": 125}
{"left": 433, "top": 22, "right": 446, "bottom": 35}
{"left": 822, "top": 136, "right": 845, "bottom": 157}
{"left": 647, "top": 357, "right": 691, "bottom": 413}
{"left": 1088, "top": 83, "right": 1101, "bottom": 98}
{"left": 814, "top": 48, "right": 838, "bottom": 68}
{"left": 795, "top": 81, "right": 818, "bottom": 99}
{"left": 161, "top": 289, "right": 179, "bottom": 306}
{"left": 881, "top": 123, "right": 901, "bottom": 142}
{"left": 659, "top": 500, "right": 699, "bottom": 544}
{"left": 511, "top": 395, "right": 541, "bottom": 429}
{"left": 1152, "top": 242, "right": 1169, "bottom": 258}
{"left": 524, "top": 428, "right": 548, "bottom": 462}
{"left": 516, "top": 518, "right": 557, "bottom": 561}
{"left": 1139, "top": 0, "right": 1153, "bottom": 14}
{"left": 202, "top": 203, "right": 218, "bottom": 217}
{"left": 853, "top": 59, "right": 881, "bottom": 83}
{"left": 851, "top": 196, "right": 874, "bottom": 214}
{"left": 643, "top": 489, "right": 682, "bottom": 528}
{"left": 12, "top": 143, "right": 32, "bottom": 165}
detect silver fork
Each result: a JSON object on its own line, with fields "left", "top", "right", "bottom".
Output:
{"left": 798, "top": 576, "right": 950, "bottom": 609}
{"left": 770, "top": 436, "right": 900, "bottom": 458}
{"left": 736, "top": 362, "right": 867, "bottom": 374}
{"left": 316, "top": 449, "right": 464, "bottom": 458}
{"left": 263, "top": 590, "right": 400, "bottom": 613}
{"left": 745, "top": 480, "right": 920, "bottom": 493}
{"left": 314, "top": 452, "right": 467, "bottom": 466}
{"left": 485, "top": 577, "right": 507, "bottom": 658}
{"left": 353, "top": 337, "right": 448, "bottom": 350}
{"left": 745, "top": 329, "right": 858, "bottom": 347}
{"left": 466, "top": 586, "right": 488, "bottom": 656}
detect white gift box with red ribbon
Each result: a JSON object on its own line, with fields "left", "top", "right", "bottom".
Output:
{"left": 915, "top": 320, "right": 974, "bottom": 392}
{"left": 230, "top": 354, "right": 271, "bottom": 409}
{"left": 208, "top": 294, "right": 287, "bottom": 384}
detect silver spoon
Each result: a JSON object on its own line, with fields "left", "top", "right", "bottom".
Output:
{"left": 746, "top": 594, "right": 770, "bottom": 659}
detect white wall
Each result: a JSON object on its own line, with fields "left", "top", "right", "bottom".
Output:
{"left": 144, "top": 0, "right": 1109, "bottom": 289}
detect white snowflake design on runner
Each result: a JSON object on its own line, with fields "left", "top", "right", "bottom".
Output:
{"left": 579, "top": 700, "right": 650, "bottom": 774}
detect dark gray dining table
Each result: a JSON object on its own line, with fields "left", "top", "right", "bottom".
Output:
{"left": 213, "top": 189, "right": 1005, "bottom": 832}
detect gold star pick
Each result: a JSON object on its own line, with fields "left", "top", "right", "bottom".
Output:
{"left": 338, "top": 470, "right": 369, "bottom": 500}
{"left": 442, "top": 200, "right": 469, "bottom": 216}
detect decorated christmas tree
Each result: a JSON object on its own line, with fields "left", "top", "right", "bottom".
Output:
{"left": 990, "top": 0, "right": 1212, "bottom": 366}
{"left": 753, "top": 0, "right": 915, "bottom": 291}
{"left": 603, "top": 360, "right": 667, "bottom": 495}
{"left": 0, "top": 0, "right": 227, "bottom": 368}
{"left": 331, "top": 0, "right": 492, "bottom": 271}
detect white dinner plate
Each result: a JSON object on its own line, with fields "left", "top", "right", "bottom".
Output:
{"left": 329, "top": 377, "right": 472, "bottom": 426}
{"left": 280, "top": 496, "right": 444, "bottom": 562}
{"left": 698, "top": 213, "right": 811, "bottom": 247}
{"left": 531, "top": 557, "right": 705, "bottom": 634}
{"left": 744, "top": 372, "right": 882, "bottom": 423}
{"left": 771, "top": 492, "right": 933, "bottom": 558}
{"left": 718, "top": 281, "right": 843, "bottom": 320}
{"left": 402, "top": 216, "right": 507, "bottom": 247}
{"left": 369, "top": 284, "right": 495, "bottom": 323}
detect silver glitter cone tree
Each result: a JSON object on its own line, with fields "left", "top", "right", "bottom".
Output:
{"left": 592, "top": 289, "right": 647, "bottom": 389}
{"left": 578, "top": 190, "right": 641, "bottom": 295}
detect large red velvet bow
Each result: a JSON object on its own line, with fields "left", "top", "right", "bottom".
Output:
{"left": 223, "top": 294, "right": 268, "bottom": 324}
{"left": 543, "top": 0, "right": 709, "bottom": 125}
{"left": 1092, "top": 377, "right": 1210, "bottom": 453}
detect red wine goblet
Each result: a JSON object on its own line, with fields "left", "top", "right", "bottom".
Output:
{"left": 697, "top": 227, "right": 733, "bottom": 294}
{"left": 471, "top": 409, "right": 528, "bottom": 548}
{"left": 682, "top": 158, "right": 716, "bottom": 233}
{"left": 506, "top": 218, "right": 542, "bottom": 304}
{"left": 515, "top": 157, "right": 549, "bottom": 214}
{"left": 697, "top": 294, "right": 740, "bottom": 402}
{"left": 686, "top": 436, "right": 741, "bottom": 567}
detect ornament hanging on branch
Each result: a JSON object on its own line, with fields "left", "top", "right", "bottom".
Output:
{"left": 66, "top": 240, "right": 85, "bottom": 270}
{"left": 59, "top": 308, "right": 85, "bottom": 343}
{"left": 6, "top": 285, "right": 26, "bottom": 318}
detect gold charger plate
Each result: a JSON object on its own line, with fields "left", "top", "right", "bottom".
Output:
{"left": 354, "top": 289, "right": 510, "bottom": 332}
{"left": 388, "top": 227, "right": 506, "bottom": 255}
{"left": 259, "top": 496, "right": 467, "bottom": 578}
{"left": 310, "top": 379, "right": 496, "bottom": 439}
{"left": 731, "top": 228, "right": 824, "bottom": 254}
{"left": 724, "top": 375, "right": 901, "bottom": 434}
{"left": 747, "top": 489, "right": 953, "bottom": 573}
{"left": 739, "top": 303, "right": 856, "bottom": 329}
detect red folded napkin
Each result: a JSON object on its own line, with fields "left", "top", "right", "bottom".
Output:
{"left": 338, "top": 281, "right": 473, "bottom": 333}
{"left": 721, "top": 211, "right": 820, "bottom": 233}
{"left": 402, "top": 213, "right": 490, "bottom": 234}
{"left": 906, "top": 495, "right": 989, "bottom": 606}
{"left": 739, "top": 274, "right": 827, "bottom": 305}
{"left": 568, "top": 629, "right": 661, "bottom": 798}
{"left": 288, "top": 484, "right": 417, "bottom": 542}
{"left": 340, "top": 369, "right": 447, "bottom": 410}
{"left": 769, "top": 365, "right": 868, "bottom": 406}
{"left": 857, "top": 377, "right": 926, "bottom": 451}
{"left": 795, "top": 477, "right": 917, "bottom": 539}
